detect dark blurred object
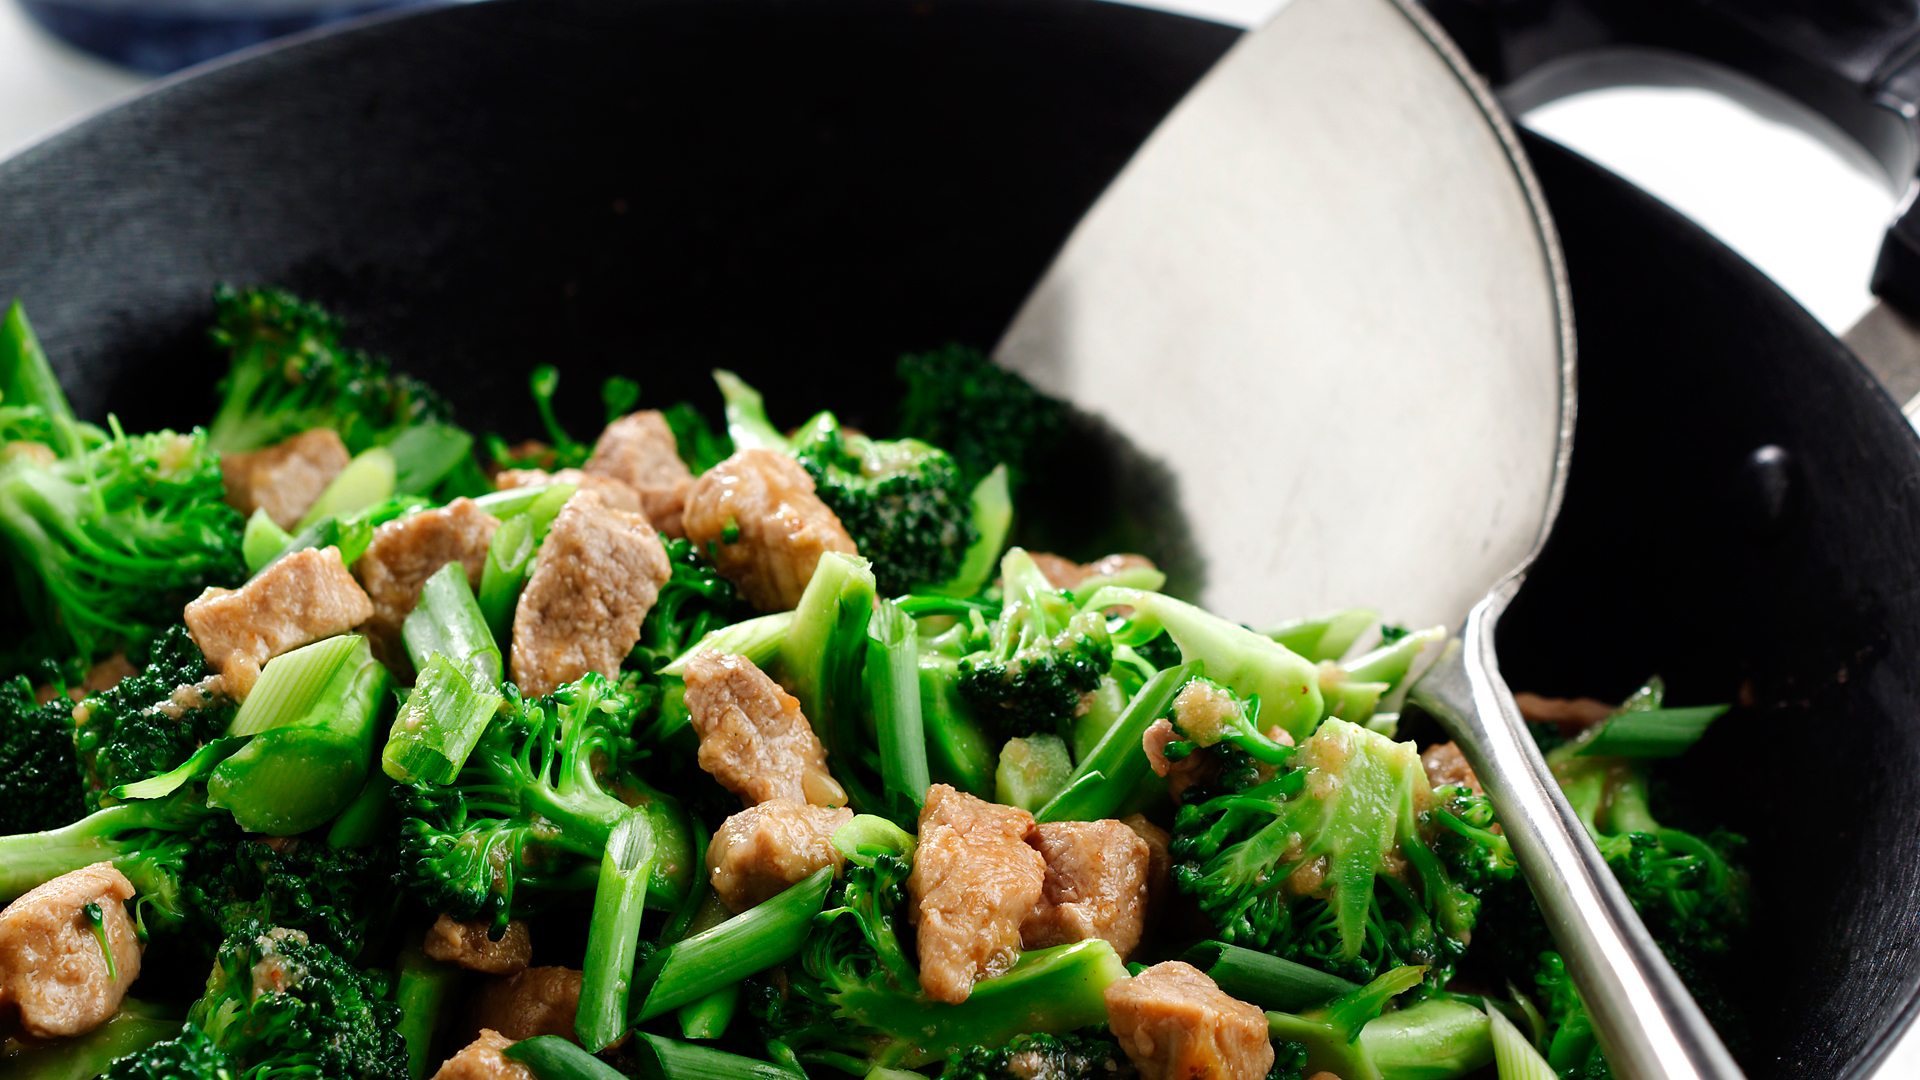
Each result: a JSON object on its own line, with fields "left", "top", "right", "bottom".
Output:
{"left": 16, "top": 0, "right": 443, "bottom": 73}
{"left": 1419, "top": 0, "right": 1920, "bottom": 317}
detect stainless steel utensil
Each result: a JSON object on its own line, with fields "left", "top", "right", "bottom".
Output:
{"left": 995, "top": 0, "right": 1739, "bottom": 1076}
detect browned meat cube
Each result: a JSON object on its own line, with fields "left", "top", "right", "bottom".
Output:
{"left": 1029, "top": 552, "right": 1157, "bottom": 591}
{"left": 495, "top": 467, "right": 645, "bottom": 516}
{"left": 1143, "top": 719, "right": 1218, "bottom": 804}
{"left": 509, "top": 491, "right": 671, "bottom": 697}
{"left": 1122, "top": 813, "right": 1173, "bottom": 921}
{"left": 584, "top": 411, "right": 693, "bottom": 538}
{"left": 1105, "top": 961, "right": 1274, "bottom": 1080}
{"left": 0, "top": 863, "right": 142, "bottom": 1038}
{"left": 221, "top": 428, "right": 351, "bottom": 530}
{"left": 184, "top": 546, "right": 374, "bottom": 698}
{"left": 683, "top": 651, "right": 845, "bottom": 808}
{"left": 355, "top": 498, "right": 500, "bottom": 665}
{"left": 682, "top": 449, "right": 857, "bottom": 612}
{"left": 432, "top": 1030, "right": 536, "bottom": 1080}
{"left": 707, "top": 799, "right": 853, "bottom": 913}
{"left": 907, "top": 784, "right": 1047, "bottom": 1004}
{"left": 1421, "top": 740, "right": 1483, "bottom": 795}
{"left": 423, "top": 914, "right": 532, "bottom": 975}
{"left": 1513, "top": 691, "right": 1615, "bottom": 736}
{"left": 468, "top": 966, "right": 582, "bottom": 1043}
{"left": 35, "top": 653, "right": 137, "bottom": 705}
{"left": 1021, "top": 820, "right": 1150, "bottom": 958}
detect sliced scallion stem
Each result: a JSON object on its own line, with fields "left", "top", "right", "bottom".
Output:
{"left": 631, "top": 1032, "right": 801, "bottom": 1080}
{"left": 1485, "top": 996, "right": 1558, "bottom": 1080}
{"left": 1036, "top": 661, "right": 1197, "bottom": 822}
{"left": 578, "top": 810, "right": 655, "bottom": 1051}
{"left": 403, "top": 561, "right": 502, "bottom": 687}
{"left": 660, "top": 611, "right": 793, "bottom": 677}
{"left": 675, "top": 985, "right": 739, "bottom": 1040}
{"left": 242, "top": 509, "right": 293, "bottom": 575}
{"left": 501, "top": 1035, "right": 628, "bottom": 1080}
{"left": 298, "top": 446, "right": 396, "bottom": 529}
{"left": 382, "top": 654, "right": 503, "bottom": 785}
{"left": 477, "top": 483, "right": 575, "bottom": 639}
{"left": 866, "top": 598, "right": 928, "bottom": 824}
{"left": 1182, "top": 941, "right": 1358, "bottom": 1012}
{"left": 631, "top": 867, "right": 834, "bottom": 1022}
{"left": 1575, "top": 705, "right": 1729, "bottom": 759}
{"left": 228, "top": 635, "right": 360, "bottom": 736}
{"left": 387, "top": 422, "right": 474, "bottom": 496}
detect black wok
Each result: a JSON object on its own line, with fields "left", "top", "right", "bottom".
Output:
{"left": 0, "top": 1, "right": 1916, "bottom": 1076}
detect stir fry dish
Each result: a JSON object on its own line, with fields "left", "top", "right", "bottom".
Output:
{"left": 0, "top": 290, "right": 1747, "bottom": 1080}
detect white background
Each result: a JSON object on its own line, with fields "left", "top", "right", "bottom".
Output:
{"left": 2, "top": 0, "right": 1915, "bottom": 1068}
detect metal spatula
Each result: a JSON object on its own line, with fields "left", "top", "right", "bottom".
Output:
{"left": 994, "top": 0, "right": 1742, "bottom": 1076}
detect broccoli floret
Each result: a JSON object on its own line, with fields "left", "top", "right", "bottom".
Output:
{"left": 0, "top": 673, "right": 86, "bottom": 832}
{"left": 714, "top": 371, "right": 981, "bottom": 595}
{"left": 957, "top": 548, "right": 1113, "bottom": 741}
{"left": 895, "top": 344, "right": 1066, "bottom": 490}
{"left": 752, "top": 844, "right": 1126, "bottom": 1072}
{"left": 1171, "top": 719, "right": 1504, "bottom": 985}
{"left": 661, "top": 401, "right": 732, "bottom": 474}
{"left": 789, "top": 413, "right": 979, "bottom": 596}
{"left": 0, "top": 791, "right": 229, "bottom": 937}
{"left": 183, "top": 837, "right": 398, "bottom": 959}
{"left": 183, "top": 919, "right": 408, "bottom": 1080}
{"left": 396, "top": 673, "right": 693, "bottom": 930}
{"left": 941, "top": 1032, "right": 1134, "bottom": 1079}
{"left": 100, "top": 1023, "right": 238, "bottom": 1079}
{"left": 205, "top": 286, "right": 454, "bottom": 455}
{"left": 0, "top": 425, "right": 246, "bottom": 662}
{"left": 1532, "top": 951, "right": 1609, "bottom": 1079}
{"left": 75, "top": 625, "right": 235, "bottom": 809}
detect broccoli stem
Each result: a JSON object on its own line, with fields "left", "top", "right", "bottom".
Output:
{"left": 919, "top": 651, "right": 995, "bottom": 798}
{"left": 403, "top": 561, "right": 503, "bottom": 687}
{"left": 327, "top": 773, "right": 396, "bottom": 849}
{"left": 395, "top": 943, "right": 462, "bottom": 1080}
{"left": 387, "top": 422, "right": 476, "bottom": 496}
{"left": 633, "top": 868, "right": 836, "bottom": 1022}
{"left": 866, "top": 598, "right": 929, "bottom": 825}
{"left": 1, "top": 300, "right": 83, "bottom": 459}
{"left": 1260, "top": 608, "right": 1380, "bottom": 663}
{"left": 1086, "top": 587, "right": 1325, "bottom": 740}
{"left": 920, "top": 464, "right": 1012, "bottom": 599}
{"left": 714, "top": 369, "right": 789, "bottom": 452}
{"left": 837, "top": 940, "right": 1129, "bottom": 1069}
{"left": 578, "top": 810, "right": 656, "bottom": 1051}
{"left": 0, "top": 797, "right": 203, "bottom": 920}
{"left": 242, "top": 509, "right": 293, "bottom": 574}
{"left": 780, "top": 552, "right": 881, "bottom": 809}
{"left": 661, "top": 611, "right": 793, "bottom": 678}
{"left": 1035, "top": 661, "right": 1196, "bottom": 823}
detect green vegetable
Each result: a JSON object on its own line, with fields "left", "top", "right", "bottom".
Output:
{"left": 1260, "top": 608, "right": 1379, "bottom": 663}
{"left": 894, "top": 344, "right": 1066, "bottom": 490}
{"left": 383, "top": 654, "right": 503, "bottom": 786}
{"left": 1, "top": 299, "right": 84, "bottom": 457}
{"left": 477, "top": 482, "right": 575, "bottom": 640}
{"left": 296, "top": 446, "right": 396, "bottom": 529}
{"left": 403, "top": 560, "right": 502, "bottom": 688}
{"left": 0, "top": 672, "right": 86, "bottom": 833}
{"left": 957, "top": 549, "right": 1113, "bottom": 741}
{"left": 209, "top": 635, "right": 391, "bottom": 836}
{"left": 633, "top": 868, "right": 834, "bottom": 1022}
{"left": 1171, "top": 719, "right": 1506, "bottom": 985}
{"left": 579, "top": 810, "right": 656, "bottom": 1050}
{"left": 205, "top": 285, "right": 456, "bottom": 455}
{"left": 3, "top": 998, "right": 182, "bottom": 1080}
{"left": 395, "top": 944, "right": 462, "bottom": 1080}
{"left": 1035, "top": 662, "right": 1194, "bottom": 823}
{"left": 395, "top": 673, "right": 693, "bottom": 931}
{"left": 1183, "top": 941, "right": 1359, "bottom": 1012}
{"left": 939, "top": 1032, "right": 1132, "bottom": 1080}
{"left": 993, "top": 734, "right": 1071, "bottom": 812}
{"left": 866, "top": 598, "right": 930, "bottom": 825}
{"left": 1265, "top": 966, "right": 1493, "bottom": 1080}
{"left": 0, "top": 792, "right": 221, "bottom": 935}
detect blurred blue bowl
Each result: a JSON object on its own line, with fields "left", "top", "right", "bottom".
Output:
{"left": 16, "top": 0, "right": 447, "bottom": 72}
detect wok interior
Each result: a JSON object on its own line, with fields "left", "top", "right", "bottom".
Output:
{"left": 2, "top": 0, "right": 1917, "bottom": 1075}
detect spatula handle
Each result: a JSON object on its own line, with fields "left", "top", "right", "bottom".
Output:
{"left": 1411, "top": 577, "right": 1745, "bottom": 1080}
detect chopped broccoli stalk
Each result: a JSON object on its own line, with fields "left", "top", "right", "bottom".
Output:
{"left": 1172, "top": 720, "right": 1503, "bottom": 985}
{"left": 1260, "top": 608, "right": 1380, "bottom": 663}
{"left": 780, "top": 551, "right": 881, "bottom": 810}
{"left": 1265, "top": 966, "right": 1493, "bottom": 1080}
{"left": 867, "top": 597, "right": 931, "bottom": 826}
{"left": 894, "top": 344, "right": 1066, "bottom": 490}
{"left": 395, "top": 943, "right": 462, "bottom": 1080}
{"left": 206, "top": 285, "right": 456, "bottom": 455}
{"left": 994, "top": 734, "right": 1072, "bottom": 812}
{"left": 242, "top": 508, "right": 293, "bottom": 574}
{"left": 386, "top": 421, "right": 476, "bottom": 496}
{"left": 396, "top": 673, "right": 693, "bottom": 931}
{"left": 1, "top": 300, "right": 85, "bottom": 458}
{"left": 917, "top": 637, "right": 997, "bottom": 799}
{"left": 1086, "top": 586, "right": 1322, "bottom": 741}
{"left": 208, "top": 635, "right": 391, "bottom": 836}
{"left": 958, "top": 548, "right": 1114, "bottom": 741}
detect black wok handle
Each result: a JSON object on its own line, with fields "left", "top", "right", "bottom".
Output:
{"left": 1419, "top": 0, "right": 1920, "bottom": 319}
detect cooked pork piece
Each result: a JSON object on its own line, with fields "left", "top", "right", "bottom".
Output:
{"left": 584, "top": 411, "right": 693, "bottom": 538}
{"left": 1105, "top": 961, "right": 1274, "bottom": 1080}
{"left": 184, "top": 546, "right": 373, "bottom": 698}
{"left": 1420, "top": 740, "right": 1483, "bottom": 795}
{"left": 1021, "top": 819, "right": 1151, "bottom": 959}
{"left": 468, "top": 966, "right": 582, "bottom": 1043}
{"left": 707, "top": 798, "right": 853, "bottom": 912}
{"left": 1142, "top": 719, "right": 1219, "bottom": 804}
{"left": 432, "top": 1029, "right": 536, "bottom": 1080}
{"left": 1513, "top": 692, "right": 1615, "bottom": 733}
{"left": 1121, "top": 813, "right": 1173, "bottom": 921}
{"left": 495, "top": 467, "right": 645, "bottom": 516}
{"left": 354, "top": 498, "right": 499, "bottom": 664}
{"left": 0, "top": 863, "right": 142, "bottom": 1038}
{"left": 682, "top": 651, "right": 845, "bottom": 808}
{"left": 423, "top": 914, "right": 532, "bottom": 975}
{"left": 682, "top": 449, "right": 857, "bottom": 612}
{"left": 509, "top": 490, "right": 670, "bottom": 696}
{"left": 908, "top": 785, "right": 1047, "bottom": 1005}
{"left": 221, "top": 428, "right": 351, "bottom": 530}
